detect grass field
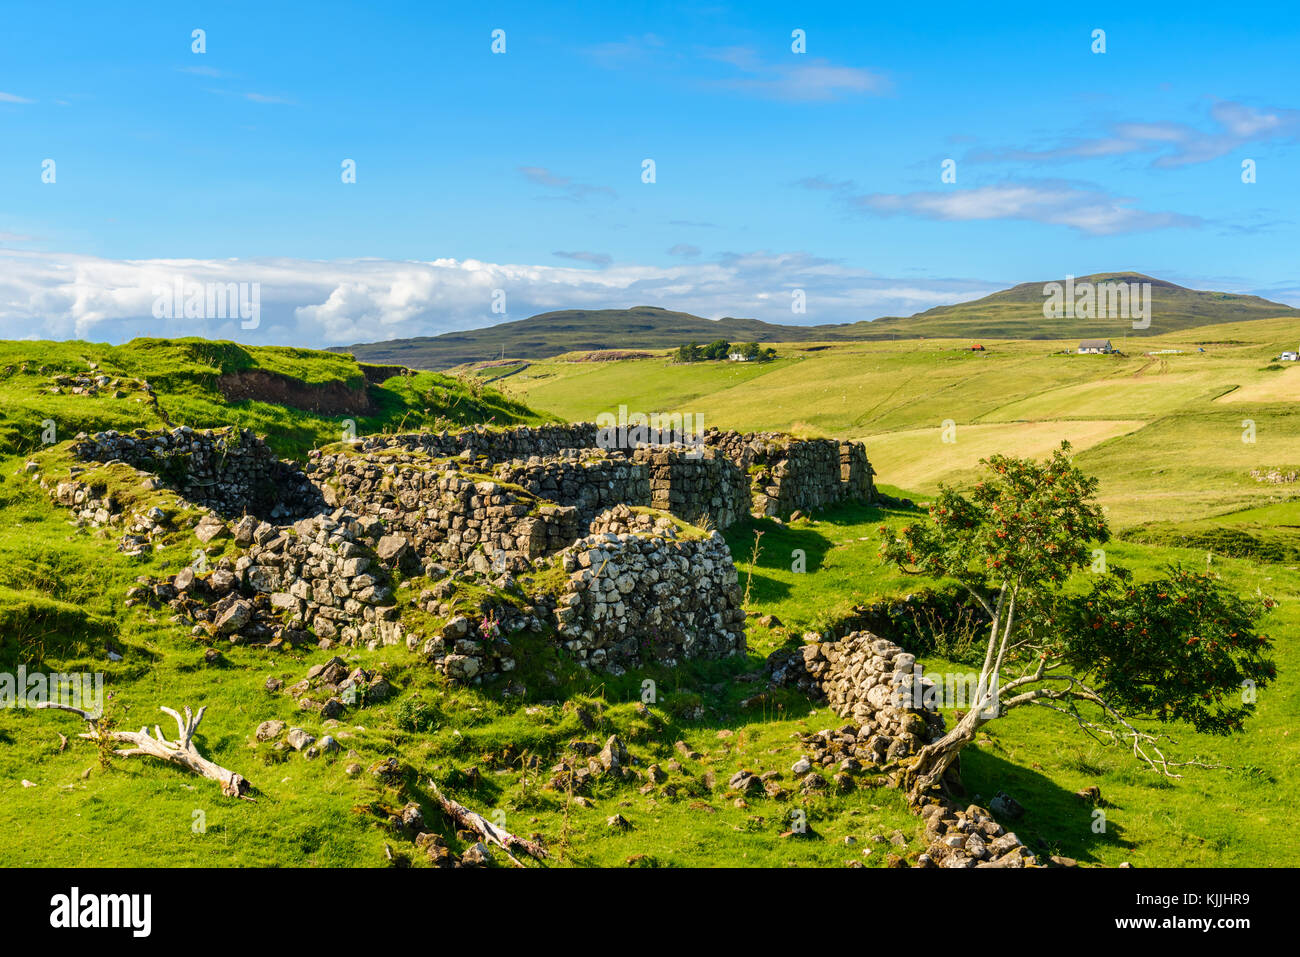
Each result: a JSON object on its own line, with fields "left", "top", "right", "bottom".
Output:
{"left": 2, "top": 320, "right": 1298, "bottom": 868}
{"left": 503, "top": 316, "right": 1300, "bottom": 526}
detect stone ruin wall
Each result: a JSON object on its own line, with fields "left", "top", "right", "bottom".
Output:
{"left": 70, "top": 426, "right": 322, "bottom": 521}
{"left": 704, "top": 431, "right": 874, "bottom": 516}
{"left": 51, "top": 424, "right": 1050, "bottom": 865}
{"left": 770, "top": 631, "right": 947, "bottom": 758}
{"left": 366, "top": 423, "right": 601, "bottom": 462}
{"left": 309, "top": 450, "right": 582, "bottom": 572}
{"left": 554, "top": 505, "right": 746, "bottom": 675}
{"left": 769, "top": 631, "right": 1042, "bottom": 868}
{"left": 54, "top": 422, "right": 875, "bottom": 684}
{"left": 337, "top": 424, "right": 872, "bottom": 528}
{"left": 632, "top": 447, "right": 751, "bottom": 529}
{"left": 490, "top": 452, "right": 651, "bottom": 526}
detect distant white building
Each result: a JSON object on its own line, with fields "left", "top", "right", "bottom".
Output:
{"left": 728, "top": 352, "right": 751, "bottom": 362}
{"left": 1280, "top": 351, "right": 1299, "bottom": 362}
{"left": 1077, "top": 338, "right": 1114, "bottom": 354}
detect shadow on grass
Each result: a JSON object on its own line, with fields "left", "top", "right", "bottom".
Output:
{"left": 958, "top": 747, "right": 1135, "bottom": 864}
{"left": 723, "top": 498, "right": 924, "bottom": 569}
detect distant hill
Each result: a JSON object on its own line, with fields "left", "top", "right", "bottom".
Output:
{"left": 333, "top": 275, "right": 1300, "bottom": 370}
{"left": 331, "top": 306, "right": 878, "bottom": 370}
{"left": 868, "top": 273, "right": 1300, "bottom": 340}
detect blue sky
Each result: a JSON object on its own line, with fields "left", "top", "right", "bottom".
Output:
{"left": 2, "top": 1, "right": 1298, "bottom": 345}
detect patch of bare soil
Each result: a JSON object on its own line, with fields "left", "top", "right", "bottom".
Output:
{"left": 217, "top": 369, "right": 376, "bottom": 416}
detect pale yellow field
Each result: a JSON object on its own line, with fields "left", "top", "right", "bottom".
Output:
{"left": 981, "top": 367, "right": 1233, "bottom": 421}
{"left": 859, "top": 419, "right": 1147, "bottom": 495}
{"left": 1217, "top": 365, "right": 1300, "bottom": 404}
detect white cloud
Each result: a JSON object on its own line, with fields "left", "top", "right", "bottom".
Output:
{"left": 848, "top": 182, "right": 1203, "bottom": 235}
{"left": 518, "top": 166, "right": 615, "bottom": 201}
{"left": 0, "top": 248, "right": 1001, "bottom": 346}
{"left": 966, "top": 100, "right": 1300, "bottom": 170}
{"left": 707, "top": 49, "right": 889, "bottom": 101}
{"left": 585, "top": 37, "right": 889, "bottom": 102}
{"left": 0, "top": 92, "right": 34, "bottom": 103}
{"left": 553, "top": 250, "right": 613, "bottom": 266}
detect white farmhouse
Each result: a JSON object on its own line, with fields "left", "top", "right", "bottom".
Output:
{"left": 1077, "top": 339, "right": 1114, "bottom": 354}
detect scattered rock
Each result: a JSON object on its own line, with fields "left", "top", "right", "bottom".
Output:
{"left": 255, "top": 720, "right": 286, "bottom": 742}
{"left": 990, "top": 790, "right": 1025, "bottom": 820}
{"left": 286, "top": 728, "right": 315, "bottom": 751}
{"left": 194, "top": 515, "right": 229, "bottom": 543}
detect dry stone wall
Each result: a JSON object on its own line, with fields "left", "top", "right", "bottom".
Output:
{"left": 632, "top": 447, "right": 750, "bottom": 529}
{"left": 704, "top": 431, "right": 874, "bottom": 516}
{"left": 238, "top": 510, "right": 404, "bottom": 647}
{"left": 491, "top": 452, "right": 651, "bottom": 525}
{"left": 770, "top": 631, "right": 946, "bottom": 764}
{"left": 71, "top": 426, "right": 321, "bottom": 520}
{"left": 332, "top": 424, "right": 872, "bottom": 524}
{"left": 125, "top": 509, "right": 405, "bottom": 651}
{"left": 309, "top": 450, "right": 581, "bottom": 571}
{"left": 48, "top": 422, "right": 875, "bottom": 684}
{"left": 360, "top": 424, "right": 600, "bottom": 463}
{"left": 555, "top": 505, "right": 746, "bottom": 674}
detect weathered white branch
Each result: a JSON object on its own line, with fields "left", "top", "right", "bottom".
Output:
{"left": 428, "top": 780, "right": 547, "bottom": 866}
{"left": 37, "top": 702, "right": 252, "bottom": 798}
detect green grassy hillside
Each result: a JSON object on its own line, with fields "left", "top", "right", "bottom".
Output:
{"left": 0, "top": 338, "right": 549, "bottom": 459}
{"left": 869, "top": 272, "right": 1300, "bottom": 340}
{"left": 333, "top": 305, "right": 881, "bottom": 370}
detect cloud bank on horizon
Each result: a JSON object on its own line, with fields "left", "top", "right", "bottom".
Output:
{"left": 0, "top": 247, "right": 1005, "bottom": 346}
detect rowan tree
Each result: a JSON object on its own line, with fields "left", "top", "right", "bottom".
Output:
{"left": 879, "top": 442, "right": 1275, "bottom": 802}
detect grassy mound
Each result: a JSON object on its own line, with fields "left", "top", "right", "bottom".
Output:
{"left": 0, "top": 338, "right": 551, "bottom": 460}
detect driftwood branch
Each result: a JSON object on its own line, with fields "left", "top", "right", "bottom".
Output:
{"left": 428, "top": 780, "right": 547, "bottom": 867}
{"left": 37, "top": 702, "right": 252, "bottom": 798}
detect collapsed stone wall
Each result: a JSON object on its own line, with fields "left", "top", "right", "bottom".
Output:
{"left": 238, "top": 510, "right": 404, "bottom": 647}
{"left": 127, "top": 509, "right": 405, "bottom": 651}
{"left": 71, "top": 426, "right": 322, "bottom": 520}
{"left": 49, "top": 422, "right": 876, "bottom": 686}
{"left": 770, "top": 631, "right": 946, "bottom": 764}
{"left": 68, "top": 424, "right": 875, "bottom": 527}
{"left": 340, "top": 424, "right": 873, "bottom": 522}
{"left": 554, "top": 505, "right": 746, "bottom": 674}
{"left": 327, "top": 443, "right": 751, "bottom": 538}
{"left": 491, "top": 452, "right": 651, "bottom": 525}
{"left": 309, "top": 451, "right": 581, "bottom": 571}
{"left": 49, "top": 475, "right": 123, "bottom": 531}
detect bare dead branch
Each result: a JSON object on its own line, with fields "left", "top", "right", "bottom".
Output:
{"left": 41, "top": 702, "right": 252, "bottom": 798}
{"left": 428, "top": 780, "right": 547, "bottom": 866}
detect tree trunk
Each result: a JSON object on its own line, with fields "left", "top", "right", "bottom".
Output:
{"left": 904, "top": 707, "right": 987, "bottom": 805}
